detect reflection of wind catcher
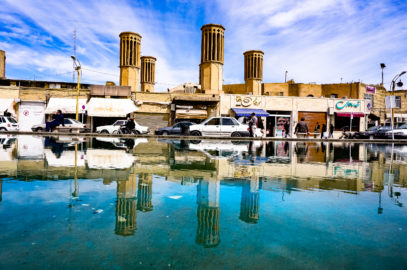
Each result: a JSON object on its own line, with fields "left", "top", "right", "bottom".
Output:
{"left": 239, "top": 178, "right": 260, "bottom": 223}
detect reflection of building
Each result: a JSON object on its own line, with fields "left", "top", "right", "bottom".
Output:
{"left": 196, "top": 179, "right": 220, "bottom": 247}
{"left": 239, "top": 177, "right": 260, "bottom": 223}
{"left": 115, "top": 173, "right": 138, "bottom": 236}
{"left": 137, "top": 173, "right": 153, "bottom": 212}
{"left": 0, "top": 179, "right": 2, "bottom": 202}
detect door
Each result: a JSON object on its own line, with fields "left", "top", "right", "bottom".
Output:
{"left": 18, "top": 102, "right": 45, "bottom": 131}
{"left": 202, "top": 118, "right": 221, "bottom": 136}
{"left": 221, "top": 118, "right": 237, "bottom": 136}
{"left": 171, "top": 123, "right": 182, "bottom": 135}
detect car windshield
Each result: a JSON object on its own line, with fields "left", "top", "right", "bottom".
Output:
{"left": 398, "top": 124, "right": 407, "bottom": 129}
{"left": 114, "top": 121, "right": 124, "bottom": 126}
{"left": 205, "top": 118, "right": 220, "bottom": 125}
{"left": 70, "top": 119, "right": 82, "bottom": 124}
{"left": 367, "top": 126, "right": 379, "bottom": 131}
{"left": 7, "top": 117, "right": 17, "bottom": 123}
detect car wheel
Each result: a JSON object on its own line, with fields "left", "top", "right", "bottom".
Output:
{"left": 190, "top": 131, "right": 201, "bottom": 136}
{"left": 37, "top": 127, "right": 44, "bottom": 132}
{"left": 0, "top": 127, "right": 6, "bottom": 131}
{"left": 100, "top": 130, "right": 109, "bottom": 134}
{"left": 134, "top": 130, "right": 140, "bottom": 135}
{"left": 162, "top": 131, "right": 169, "bottom": 136}
{"left": 112, "top": 130, "right": 118, "bottom": 134}
{"left": 231, "top": 132, "right": 241, "bottom": 137}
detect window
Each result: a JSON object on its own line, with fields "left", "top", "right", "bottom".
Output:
{"left": 222, "top": 118, "right": 235, "bottom": 125}
{"left": 206, "top": 118, "right": 220, "bottom": 125}
{"left": 173, "top": 123, "right": 181, "bottom": 128}
{"left": 114, "top": 120, "right": 124, "bottom": 126}
{"left": 395, "top": 96, "right": 401, "bottom": 108}
{"left": 364, "top": 93, "right": 374, "bottom": 107}
{"left": 0, "top": 117, "right": 4, "bottom": 123}
{"left": 307, "top": 94, "right": 314, "bottom": 97}
{"left": 279, "top": 92, "right": 284, "bottom": 96}
{"left": 330, "top": 94, "right": 338, "bottom": 98}
{"left": 64, "top": 119, "right": 72, "bottom": 124}
{"left": 7, "top": 117, "right": 17, "bottom": 123}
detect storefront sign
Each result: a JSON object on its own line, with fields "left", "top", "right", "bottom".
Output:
{"left": 235, "top": 96, "right": 261, "bottom": 107}
{"left": 335, "top": 100, "right": 360, "bottom": 110}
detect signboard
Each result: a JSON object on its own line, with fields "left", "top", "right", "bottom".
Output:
{"left": 366, "top": 86, "right": 376, "bottom": 94}
{"left": 385, "top": 96, "right": 399, "bottom": 109}
{"left": 335, "top": 100, "right": 360, "bottom": 110}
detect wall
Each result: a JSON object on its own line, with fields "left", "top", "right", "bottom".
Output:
{"left": 262, "top": 83, "right": 289, "bottom": 96}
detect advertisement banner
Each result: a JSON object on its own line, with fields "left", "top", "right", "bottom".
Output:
{"left": 366, "top": 86, "right": 376, "bottom": 94}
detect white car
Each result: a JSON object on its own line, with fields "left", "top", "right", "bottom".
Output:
{"left": 0, "top": 116, "right": 19, "bottom": 131}
{"left": 96, "top": 120, "right": 149, "bottom": 134}
{"left": 385, "top": 123, "right": 407, "bottom": 138}
{"left": 31, "top": 118, "right": 88, "bottom": 132}
{"left": 189, "top": 117, "right": 257, "bottom": 137}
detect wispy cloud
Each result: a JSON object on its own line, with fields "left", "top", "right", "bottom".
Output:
{"left": 0, "top": 0, "right": 406, "bottom": 91}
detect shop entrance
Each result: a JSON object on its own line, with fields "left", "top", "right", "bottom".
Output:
{"left": 266, "top": 111, "right": 291, "bottom": 137}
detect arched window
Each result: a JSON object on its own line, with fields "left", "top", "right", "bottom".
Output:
{"left": 307, "top": 94, "right": 314, "bottom": 97}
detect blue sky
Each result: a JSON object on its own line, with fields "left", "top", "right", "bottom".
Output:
{"left": 0, "top": 0, "right": 406, "bottom": 91}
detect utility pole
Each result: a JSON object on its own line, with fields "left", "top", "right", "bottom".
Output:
{"left": 73, "top": 29, "right": 77, "bottom": 83}
{"left": 285, "top": 71, "right": 288, "bottom": 83}
{"left": 380, "top": 63, "right": 386, "bottom": 86}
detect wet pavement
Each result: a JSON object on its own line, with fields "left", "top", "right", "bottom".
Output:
{"left": 0, "top": 135, "right": 406, "bottom": 269}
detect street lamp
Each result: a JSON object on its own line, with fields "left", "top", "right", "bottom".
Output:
{"left": 285, "top": 70, "right": 288, "bottom": 83}
{"left": 71, "top": 55, "right": 81, "bottom": 121}
{"left": 390, "top": 71, "right": 406, "bottom": 140}
{"left": 380, "top": 63, "right": 386, "bottom": 85}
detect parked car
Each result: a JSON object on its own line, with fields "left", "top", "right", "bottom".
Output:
{"left": 155, "top": 122, "right": 194, "bottom": 135}
{"left": 385, "top": 123, "right": 407, "bottom": 139}
{"left": 353, "top": 126, "right": 392, "bottom": 139}
{"left": 0, "top": 116, "right": 19, "bottom": 131}
{"left": 96, "top": 120, "right": 149, "bottom": 134}
{"left": 31, "top": 118, "right": 88, "bottom": 132}
{"left": 189, "top": 117, "right": 259, "bottom": 137}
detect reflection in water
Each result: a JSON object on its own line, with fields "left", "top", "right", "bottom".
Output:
{"left": 239, "top": 177, "right": 260, "bottom": 224}
{"left": 196, "top": 179, "right": 220, "bottom": 248}
{"left": 116, "top": 173, "right": 138, "bottom": 236}
{"left": 137, "top": 173, "right": 153, "bottom": 212}
{"left": 1, "top": 136, "right": 407, "bottom": 268}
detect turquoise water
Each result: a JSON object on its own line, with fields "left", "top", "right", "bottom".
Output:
{"left": 0, "top": 136, "right": 406, "bottom": 269}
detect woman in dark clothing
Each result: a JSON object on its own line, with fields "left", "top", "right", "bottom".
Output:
{"left": 321, "top": 124, "right": 327, "bottom": 138}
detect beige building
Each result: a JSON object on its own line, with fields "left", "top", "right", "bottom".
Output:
{"left": 119, "top": 32, "right": 142, "bottom": 94}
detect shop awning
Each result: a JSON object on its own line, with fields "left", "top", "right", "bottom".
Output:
{"left": 87, "top": 98, "right": 138, "bottom": 117}
{"left": 0, "top": 99, "right": 16, "bottom": 116}
{"left": 44, "top": 98, "right": 87, "bottom": 114}
{"left": 176, "top": 109, "right": 208, "bottom": 119}
{"left": 386, "top": 113, "right": 407, "bottom": 118}
{"left": 232, "top": 108, "right": 270, "bottom": 117}
{"left": 86, "top": 149, "right": 135, "bottom": 169}
{"left": 336, "top": 112, "right": 365, "bottom": 117}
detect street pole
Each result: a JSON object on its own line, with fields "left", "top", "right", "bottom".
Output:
{"left": 285, "top": 71, "right": 288, "bottom": 83}
{"left": 75, "top": 68, "right": 80, "bottom": 121}
{"left": 71, "top": 55, "right": 81, "bottom": 121}
{"left": 390, "top": 71, "right": 406, "bottom": 140}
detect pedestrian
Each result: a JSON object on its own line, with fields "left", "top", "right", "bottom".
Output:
{"left": 294, "top": 117, "right": 309, "bottom": 138}
{"left": 329, "top": 123, "right": 334, "bottom": 138}
{"left": 321, "top": 124, "right": 327, "bottom": 138}
{"left": 314, "top": 122, "right": 320, "bottom": 138}
{"left": 248, "top": 113, "right": 258, "bottom": 137}
{"left": 284, "top": 121, "right": 290, "bottom": 138}
{"left": 257, "top": 117, "right": 264, "bottom": 137}
{"left": 46, "top": 109, "right": 64, "bottom": 132}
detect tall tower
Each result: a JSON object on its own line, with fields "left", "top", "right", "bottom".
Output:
{"left": 140, "top": 56, "right": 156, "bottom": 92}
{"left": 244, "top": 50, "right": 264, "bottom": 95}
{"left": 199, "top": 24, "right": 225, "bottom": 95}
{"left": 119, "top": 32, "right": 141, "bottom": 93}
{"left": 0, "top": 50, "right": 5, "bottom": 79}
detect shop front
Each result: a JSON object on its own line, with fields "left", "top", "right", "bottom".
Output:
{"left": 219, "top": 95, "right": 370, "bottom": 138}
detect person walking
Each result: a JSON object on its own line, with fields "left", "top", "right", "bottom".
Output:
{"left": 46, "top": 110, "right": 64, "bottom": 132}
{"left": 314, "top": 122, "right": 320, "bottom": 138}
{"left": 284, "top": 121, "right": 290, "bottom": 138}
{"left": 248, "top": 113, "right": 258, "bottom": 137}
{"left": 321, "top": 124, "right": 327, "bottom": 139}
{"left": 294, "top": 117, "right": 309, "bottom": 138}
{"left": 329, "top": 123, "right": 334, "bottom": 138}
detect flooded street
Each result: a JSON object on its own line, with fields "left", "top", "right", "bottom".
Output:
{"left": 0, "top": 135, "right": 406, "bottom": 269}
